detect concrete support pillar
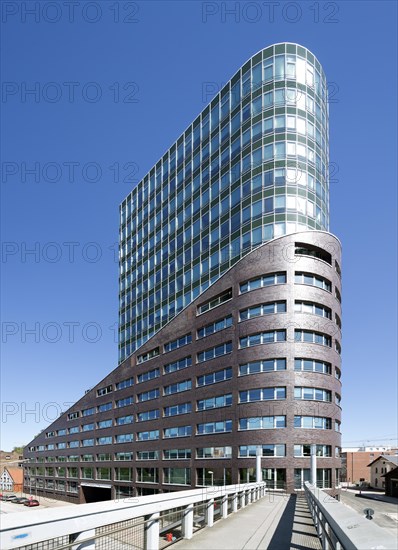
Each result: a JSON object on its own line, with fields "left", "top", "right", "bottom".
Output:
{"left": 311, "top": 444, "right": 317, "bottom": 486}
{"left": 71, "top": 529, "right": 96, "bottom": 550}
{"left": 182, "top": 503, "right": 193, "bottom": 540}
{"left": 144, "top": 512, "right": 159, "bottom": 550}
{"left": 221, "top": 495, "right": 228, "bottom": 518}
{"left": 206, "top": 498, "right": 214, "bottom": 527}
{"left": 232, "top": 493, "right": 238, "bottom": 512}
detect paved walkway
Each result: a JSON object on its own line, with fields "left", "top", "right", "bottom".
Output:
{"left": 173, "top": 493, "right": 321, "bottom": 549}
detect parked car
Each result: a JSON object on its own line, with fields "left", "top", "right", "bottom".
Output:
{"left": 12, "top": 497, "right": 30, "bottom": 504}
{"left": 24, "top": 499, "right": 40, "bottom": 507}
{"left": 3, "top": 495, "right": 17, "bottom": 501}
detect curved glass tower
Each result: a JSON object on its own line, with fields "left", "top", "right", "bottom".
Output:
{"left": 120, "top": 42, "right": 330, "bottom": 362}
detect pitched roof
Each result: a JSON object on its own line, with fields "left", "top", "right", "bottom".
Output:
{"left": 5, "top": 467, "right": 23, "bottom": 484}
{"left": 367, "top": 454, "right": 398, "bottom": 467}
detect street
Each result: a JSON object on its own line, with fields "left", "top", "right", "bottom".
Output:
{"left": 339, "top": 489, "right": 398, "bottom": 536}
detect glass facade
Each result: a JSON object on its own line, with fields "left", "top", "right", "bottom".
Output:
{"left": 119, "top": 43, "right": 329, "bottom": 361}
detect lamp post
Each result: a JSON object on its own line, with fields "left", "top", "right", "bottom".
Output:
{"left": 208, "top": 470, "right": 214, "bottom": 486}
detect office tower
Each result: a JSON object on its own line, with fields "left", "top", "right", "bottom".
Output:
{"left": 24, "top": 43, "right": 342, "bottom": 502}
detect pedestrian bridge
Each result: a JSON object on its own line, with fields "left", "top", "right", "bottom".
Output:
{"left": 0, "top": 482, "right": 396, "bottom": 549}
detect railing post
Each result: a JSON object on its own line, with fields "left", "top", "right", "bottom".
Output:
{"left": 221, "top": 495, "right": 228, "bottom": 518}
{"left": 144, "top": 512, "right": 159, "bottom": 550}
{"left": 239, "top": 490, "right": 245, "bottom": 508}
{"left": 232, "top": 492, "right": 238, "bottom": 512}
{"left": 247, "top": 489, "right": 252, "bottom": 504}
{"left": 182, "top": 503, "right": 193, "bottom": 540}
{"left": 71, "top": 529, "right": 96, "bottom": 550}
{"left": 206, "top": 498, "right": 214, "bottom": 527}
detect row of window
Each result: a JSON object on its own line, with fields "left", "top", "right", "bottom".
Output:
{"left": 28, "top": 441, "right": 342, "bottom": 469}
{"left": 36, "top": 415, "right": 342, "bottom": 451}
{"left": 63, "top": 359, "right": 341, "bottom": 428}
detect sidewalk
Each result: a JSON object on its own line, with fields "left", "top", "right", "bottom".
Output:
{"left": 173, "top": 493, "right": 321, "bottom": 550}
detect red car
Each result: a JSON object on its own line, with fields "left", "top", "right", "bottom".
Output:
{"left": 23, "top": 499, "right": 40, "bottom": 507}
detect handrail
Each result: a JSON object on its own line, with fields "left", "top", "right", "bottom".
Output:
{"left": 304, "top": 482, "right": 397, "bottom": 550}
{"left": 0, "top": 482, "right": 266, "bottom": 550}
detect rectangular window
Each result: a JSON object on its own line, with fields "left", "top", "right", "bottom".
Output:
{"left": 137, "top": 368, "right": 160, "bottom": 384}
{"left": 240, "top": 331, "right": 286, "bottom": 348}
{"left": 136, "top": 450, "right": 159, "bottom": 460}
{"left": 82, "top": 423, "right": 95, "bottom": 432}
{"left": 97, "top": 385, "right": 112, "bottom": 397}
{"left": 294, "top": 330, "right": 331, "bottom": 347}
{"left": 295, "top": 272, "right": 331, "bottom": 292}
{"left": 115, "top": 468, "right": 132, "bottom": 481}
{"left": 137, "top": 389, "right": 159, "bottom": 402}
{"left": 294, "top": 387, "right": 331, "bottom": 402}
{"left": 164, "top": 356, "right": 192, "bottom": 374}
{"left": 197, "top": 367, "right": 232, "bottom": 387}
{"left": 163, "top": 467, "right": 191, "bottom": 485}
{"left": 197, "top": 394, "right": 232, "bottom": 411}
{"left": 196, "top": 447, "right": 232, "bottom": 459}
{"left": 239, "top": 387, "right": 286, "bottom": 402}
{"left": 197, "top": 341, "right": 232, "bottom": 363}
{"left": 197, "top": 315, "right": 233, "bottom": 339}
{"left": 294, "top": 358, "right": 331, "bottom": 375}
{"left": 294, "top": 301, "right": 331, "bottom": 319}
{"left": 164, "top": 380, "right": 192, "bottom": 395}
{"left": 239, "top": 302, "right": 286, "bottom": 321}
{"left": 197, "top": 420, "right": 232, "bottom": 435}
{"left": 137, "top": 409, "right": 159, "bottom": 422}
{"left": 98, "top": 419, "right": 112, "bottom": 429}
{"left": 239, "top": 444, "right": 285, "bottom": 457}
{"left": 239, "top": 416, "right": 286, "bottom": 430}
{"left": 137, "top": 430, "right": 159, "bottom": 441}
{"left": 116, "top": 396, "right": 134, "bottom": 408}
{"left": 98, "top": 402, "right": 112, "bottom": 413}
{"left": 97, "top": 467, "right": 111, "bottom": 480}
{"left": 163, "top": 449, "right": 191, "bottom": 460}
{"left": 239, "top": 358, "right": 286, "bottom": 375}
{"left": 115, "top": 434, "right": 134, "bottom": 443}
{"left": 197, "top": 288, "right": 232, "bottom": 314}
{"left": 96, "top": 453, "right": 111, "bottom": 461}
{"left": 136, "top": 467, "right": 158, "bottom": 483}
{"left": 115, "top": 415, "right": 134, "bottom": 425}
{"left": 164, "top": 333, "right": 192, "bottom": 353}
{"left": 164, "top": 425, "right": 192, "bottom": 438}
{"left": 116, "top": 377, "right": 134, "bottom": 390}
{"left": 240, "top": 272, "right": 286, "bottom": 294}
{"left": 97, "top": 437, "right": 112, "bottom": 445}
{"left": 67, "top": 412, "right": 79, "bottom": 420}
{"left": 115, "top": 452, "right": 133, "bottom": 461}
{"left": 82, "top": 408, "right": 95, "bottom": 417}
{"left": 137, "top": 347, "right": 159, "bottom": 364}
{"left": 164, "top": 403, "right": 192, "bottom": 417}
{"left": 294, "top": 416, "right": 332, "bottom": 429}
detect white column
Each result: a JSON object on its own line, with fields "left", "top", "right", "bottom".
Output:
{"left": 144, "top": 512, "right": 159, "bottom": 550}
{"left": 256, "top": 446, "right": 262, "bottom": 483}
{"left": 240, "top": 491, "right": 246, "bottom": 508}
{"left": 221, "top": 495, "right": 228, "bottom": 518}
{"left": 232, "top": 493, "right": 238, "bottom": 512}
{"left": 182, "top": 503, "right": 193, "bottom": 539}
{"left": 206, "top": 498, "right": 214, "bottom": 527}
{"left": 311, "top": 444, "right": 317, "bottom": 486}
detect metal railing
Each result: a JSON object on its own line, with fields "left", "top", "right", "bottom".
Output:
{"left": 0, "top": 482, "right": 266, "bottom": 550}
{"left": 304, "top": 482, "right": 397, "bottom": 550}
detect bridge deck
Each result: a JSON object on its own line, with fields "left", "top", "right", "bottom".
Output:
{"left": 173, "top": 493, "right": 321, "bottom": 550}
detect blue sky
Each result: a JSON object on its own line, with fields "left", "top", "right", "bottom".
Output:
{"left": 1, "top": 1, "right": 397, "bottom": 451}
